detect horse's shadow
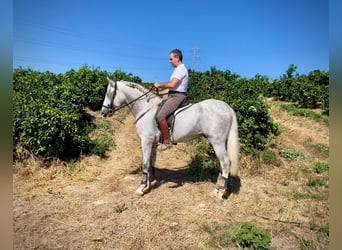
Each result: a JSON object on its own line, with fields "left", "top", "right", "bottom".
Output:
{"left": 134, "top": 160, "right": 241, "bottom": 199}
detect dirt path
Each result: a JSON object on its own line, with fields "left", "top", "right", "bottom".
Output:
{"left": 13, "top": 104, "right": 329, "bottom": 249}
{"left": 269, "top": 100, "right": 328, "bottom": 147}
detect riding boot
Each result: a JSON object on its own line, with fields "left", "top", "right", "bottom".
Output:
{"left": 159, "top": 119, "right": 172, "bottom": 150}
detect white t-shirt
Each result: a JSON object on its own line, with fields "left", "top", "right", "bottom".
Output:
{"left": 170, "top": 63, "right": 188, "bottom": 93}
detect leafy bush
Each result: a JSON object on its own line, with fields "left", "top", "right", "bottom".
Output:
{"left": 115, "top": 203, "right": 128, "bottom": 213}
{"left": 280, "top": 104, "right": 328, "bottom": 125}
{"left": 13, "top": 68, "right": 92, "bottom": 158}
{"left": 187, "top": 138, "right": 220, "bottom": 181}
{"left": 301, "top": 238, "right": 316, "bottom": 249}
{"left": 13, "top": 67, "right": 139, "bottom": 160}
{"left": 306, "top": 177, "right": 326, "bottom": 188}
{"left": 188, "top": 68, "right": 280, "bottom": 153}
{"left": 59, "top": 67, "right": 109, "bottom": 111}
{"left": 232, "top": 222, "right": 271, "bottom": 250}
{"left": 279, "top": 147, "right": 303, "bottom": 161}
{"left": 269, "top": 65, "right": 329, "bottom": 111}
{"left": 89, "top": 118, "right": 115, "bottom": 158}
{"left": 314, "top": 162, "right": 329, "bottom": 173}
{"left": 202, "top": 221, "right": 271, "bottom": 249}
{"left": 262, "top": 149, "right": 277, "bottom": 164}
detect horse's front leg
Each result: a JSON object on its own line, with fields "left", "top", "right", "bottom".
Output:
{"left": 136, "top": 138, "right": 156, "bottom": 196}
{"left": 149, "top": 141, "right": 158, "bottom": 183}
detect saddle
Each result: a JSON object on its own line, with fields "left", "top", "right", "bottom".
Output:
{"left": 157, "top": 97, "right": 192, "bottom": 143}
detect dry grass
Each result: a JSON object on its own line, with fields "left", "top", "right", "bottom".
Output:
{"left": 13, "top": 102, "right": 329, "bottom": 249}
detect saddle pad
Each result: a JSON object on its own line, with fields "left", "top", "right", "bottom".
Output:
{"left": 174, "top": 103, "right": 192, "bottom": 116}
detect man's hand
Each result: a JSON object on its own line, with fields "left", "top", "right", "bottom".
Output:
{"left": 154, "top": 82, "right": 161, "bottom": 88}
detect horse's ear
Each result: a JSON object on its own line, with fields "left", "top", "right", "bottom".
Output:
{"left": 107, "top": 77, "right": 116, "bottom": 87}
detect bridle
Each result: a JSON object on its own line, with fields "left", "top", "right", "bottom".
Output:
{"left": 102, "top": 80, "right": 157, "bottom": 115}
{"left": 102, "top": 79, "right": 119, "bottom": 115}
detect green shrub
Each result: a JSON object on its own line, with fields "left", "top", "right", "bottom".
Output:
{"left": 60, "top": 67, "right": 108, "bottom": 111}
{"left": 13, "top": 69, "right": 93, "bottom": 158}
{"left": 314, "top": 162, "right": 329, "bottom": 173}
{"left": 263, "top": 150, "right": 277, "bottom": 164}
{"left": 188, "top": 68, "right": 280, "bottom": 153}
{"left": 280, "top": 104, "right": 328, "bottom": 125}
{"left": 89, "top": 118, "right": 115, "bottom": 158}
{"left": 306, "top": 177, "right": 326, "bottom": 188}
{"left": 279, "top": 147, "right": 303, "bottom": 161}
{"left": 319, "top": 223, "right": 329, "bottom": 237}
{"left": 300, "top": 238, "right": 315, "bottom": 249}
{"left": 270, "top": 66, "right": 329, "bottom": 112}
{"left": 115, "top": 203, "right": 128, "bottom": 213}
{"left": 203, "top": 221, "right": 271, "bottom": 249}
{"left": 13, "top": 67, "right": 139, "bottom": 160}
{"left": 232, "top": 222, "right": 271, "bottom": 250}
{"left": 187, "top": 157, "right": 220, "bottom": 182}
{"left": 187, "top": 138, "right": 220, "bottom": 181}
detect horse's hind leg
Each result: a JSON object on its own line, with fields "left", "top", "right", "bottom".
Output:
{"left": 210, "top": 141, "right": 230, "bottom": 199}
{"left": 214, "top": 173, "right": 229, "bottom": 200}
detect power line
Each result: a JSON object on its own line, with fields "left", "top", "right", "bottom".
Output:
{"left": 13, "top": 56, "right": 170, "bottom": 73}
{"left": 14, "top": 36, "right": 166, "bottom": 62}
{"left": 14, "top": 20, "right": 171, "bottom": 52}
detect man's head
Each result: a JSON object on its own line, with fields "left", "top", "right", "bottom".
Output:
{"left": 169, "top": 49, "right": 183, "bottom": 67}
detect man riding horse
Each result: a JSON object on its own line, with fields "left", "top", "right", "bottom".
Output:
{"left": 154, "top": 49, "right": 189, "bottom": 151}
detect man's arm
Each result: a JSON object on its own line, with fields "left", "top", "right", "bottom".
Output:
{"left": 154, "top": 77, "right": 180, "bottom": 89}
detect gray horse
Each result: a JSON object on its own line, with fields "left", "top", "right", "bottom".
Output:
{"left": 101, "top": 78, "right": 240, "bottom": 199}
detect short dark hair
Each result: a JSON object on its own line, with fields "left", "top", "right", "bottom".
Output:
{"left": 170, "top": 49, "right": 183, "bottom": 61}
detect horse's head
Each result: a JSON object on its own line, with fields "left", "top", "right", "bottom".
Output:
{"left": 101, "top": 77, "right": 124, "bottom": 117}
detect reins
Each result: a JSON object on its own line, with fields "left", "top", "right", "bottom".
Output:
{"left": 102, "top": 82, "right": 157, "bottom": 115}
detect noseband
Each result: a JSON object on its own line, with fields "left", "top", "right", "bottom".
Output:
{"left": 102, "top": 79, "right": 118, "bottom": 115}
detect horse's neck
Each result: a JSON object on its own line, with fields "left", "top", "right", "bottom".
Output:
{"left": 121, "top": 82, "right": 160, "bottom": 120}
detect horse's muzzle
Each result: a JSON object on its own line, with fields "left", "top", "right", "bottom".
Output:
{"left": 101, "top": 110, "right": 107, "bottom": 117}
{"left": 101, "top": 108, "right": 113, "bottom": 117}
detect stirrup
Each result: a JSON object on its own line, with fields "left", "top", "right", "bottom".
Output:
{"left": 158, "top": 143, "right": 172, "bottom": 151}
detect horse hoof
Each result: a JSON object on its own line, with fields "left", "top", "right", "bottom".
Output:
{"left": 212, "top": 188, "right": 219, "bottom": 196}
{"left": 218, "top": 189, "right": 226, "bottom": 200}
{"left": 150, "top": 179, "right": 158, "bottom": 188}
{"left": 212, "top": 188, "right": 226, "bottom": 200}
{"left": 136, "top": 184, "right": 150, "bottom": 196}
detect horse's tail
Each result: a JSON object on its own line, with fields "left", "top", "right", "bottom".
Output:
{"left": 227, "top": 109, "right": 240, "bottom": 176}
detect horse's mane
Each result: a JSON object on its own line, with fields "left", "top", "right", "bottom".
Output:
{"left": 120, "top": 81, "right": 154, "bottom": 96}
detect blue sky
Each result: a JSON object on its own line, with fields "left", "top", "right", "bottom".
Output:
{"left": 13, "top": 0, "right": 328, "bottom": 83}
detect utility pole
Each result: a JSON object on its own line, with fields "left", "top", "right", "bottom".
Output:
{"left": 192, "top": 46, "right": 199, "bottom": 71}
